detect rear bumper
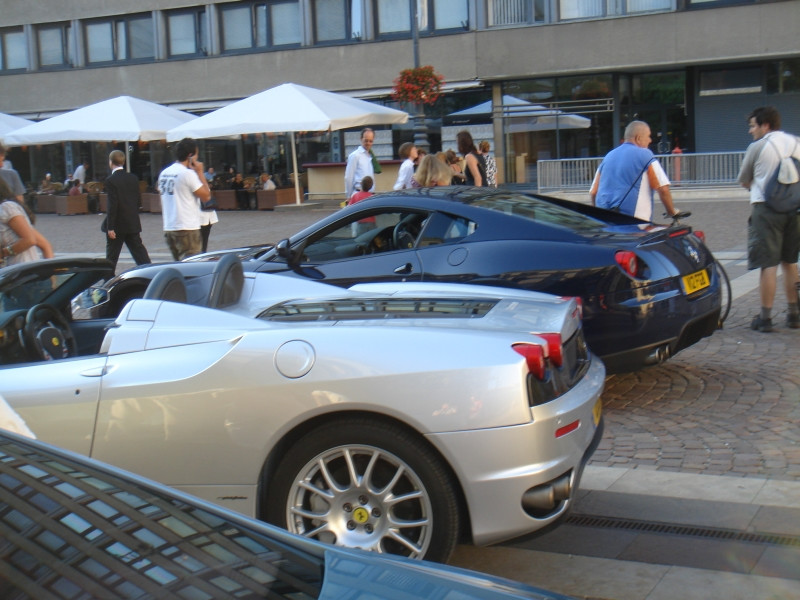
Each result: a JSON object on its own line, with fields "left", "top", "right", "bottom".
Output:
{"left": 426, "top": 356, "right": 606, "bottom": 546}
{"left": 586, "top": 267, "right": 721, "bottom": 372}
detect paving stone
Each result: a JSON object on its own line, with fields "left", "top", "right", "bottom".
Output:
{"left": 591, "top": 282, "right": 800, "bottom": 483}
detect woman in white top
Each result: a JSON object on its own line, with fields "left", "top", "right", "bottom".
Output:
{"left": 0, "top": 178, "right": 53, "bottom": 266}
{"left": 393, "top": 142, "right": 418, "bottom": 190}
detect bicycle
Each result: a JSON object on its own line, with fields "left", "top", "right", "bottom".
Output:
{"left": 665, "top": 210, "right": 732, "bottom": 328}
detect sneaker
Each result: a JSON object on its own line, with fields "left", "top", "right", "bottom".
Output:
{"left": 750, "top": 316, "right": 774, "bottom": 332}
{"left": 788, "top": 313, "right": 800, "bottom": 329}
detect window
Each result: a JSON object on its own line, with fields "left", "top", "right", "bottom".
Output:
{"left": 375, "top": 0, "right": 410, "bottom": 35}
{"left": 221, "top": 4, "right": 254, "bottom": 50}
{"left": 1, "top": 28, "right": 28, "bottom": 71}
{"left": 299, "top": 211, "right": 429, "bottom": 262}
{"left": 84, "top": 14, "right": 153, "bottom": 64}
{"left": 373, "top": 0, "right": 467, "bottom": 37}
{"left": 626, "top": 0, "right": 671, "bottom": 13}
{"left": 270, "top": 2, "right": 301, "bottom": 46}
{"left": 687, "top": 0, "right": 754, "bottom": 5}
{"left": 419, "top": 212, "right": 476, "bottom": 247}
{"left": 219, "top": 2, "right": 300, "bottom": 52}
{"left": 428, "top": 0, "right": 469, "bottom": 30}
{"left": 487, "top": 0, "right": 545, "bottom": 26}
{"left": 559, "top": 0, "right": 604, "bottom": 20}
{"left": 167, "top": 9, "right": 207, "bottom": 57}
{"left": 559, "top": 0, "right": 671, "bottom": 20}
{"left": 767, "top": 59, "right": 800, "bottom": 95}
{"left": 37, "top": 23, "right": 74, "bottom": 68}
{"left": 314, "top": 0, "right": 350, "bottom": 43}
{"left": 699, "top": 67, "right": 761, "bottom": 96}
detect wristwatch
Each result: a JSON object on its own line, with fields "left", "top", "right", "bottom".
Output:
{"left": 2, "top": 245, "right": 15, "bottom": 258}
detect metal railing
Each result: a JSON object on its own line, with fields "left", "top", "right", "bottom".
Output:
{"left": 536, "top": 151, "right": 746, "bottom": 192}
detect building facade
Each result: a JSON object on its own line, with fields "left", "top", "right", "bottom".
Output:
{"left": 1, "top": 0, "right": 798, "bottom": 188}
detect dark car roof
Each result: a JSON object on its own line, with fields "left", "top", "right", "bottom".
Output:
{"left": 0, "top": 429, "right": 575, "bottom": 600}
{"left": 287, "top": 187, "right": 648, "bottom": 246}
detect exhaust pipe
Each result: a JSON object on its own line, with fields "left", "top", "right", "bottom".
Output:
{"left": 522, "top": 473, "right": 572, "bottom": 512}
{"left": 644, "top": 344, "right": 671, "bottom": 365}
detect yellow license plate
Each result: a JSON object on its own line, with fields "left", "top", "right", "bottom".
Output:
{"left": 682, "top": 269, "right": 710, "bottom": 295}
{"left": 592, "top": 399, "right": 602, "bottom": 427}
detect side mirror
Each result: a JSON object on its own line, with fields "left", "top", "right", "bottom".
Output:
{"left": 275, "top": 239, "right": 298, "bottom": 267}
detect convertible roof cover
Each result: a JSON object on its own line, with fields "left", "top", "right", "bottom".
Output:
{"left": 260, "top": 297, "right": 498, "bottom": 321}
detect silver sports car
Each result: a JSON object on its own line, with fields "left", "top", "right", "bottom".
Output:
{"left": 0, "top": 255, "right": 604, "bottom": 563}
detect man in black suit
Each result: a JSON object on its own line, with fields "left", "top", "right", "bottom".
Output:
{"left": 104, "top": 149, "right": 151, "bottom": 272}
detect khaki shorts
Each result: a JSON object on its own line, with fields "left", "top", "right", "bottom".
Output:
{"left": 165, "top": 230, "right": 202, "bottom": 261}
{"left": 747, "top": 202, "right": 800, "bottom": 270}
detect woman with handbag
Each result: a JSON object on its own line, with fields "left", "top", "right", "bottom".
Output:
{"left": 0, "top": 178, "right": 53, "bottom": 267}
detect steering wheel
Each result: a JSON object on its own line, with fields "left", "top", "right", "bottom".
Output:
{"left": 22, "top": 303, "right": 76, "bottom": 361}
{"left": 393, "top": 221, "right": 416, "bottom": 250}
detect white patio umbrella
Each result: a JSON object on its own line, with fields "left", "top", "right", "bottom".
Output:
{"left": 166, "top": 83, "right": 409, "bottom": 204}
{"left": 4, "top": 96, "right": 198, "bottom": 171}
{"left": 448, "top": 95, "right": 537, "bottom": 119}
{"left": 0, "top": 112, "right": 34, "bottom": 144}
{"left": 449, "top": 95, "right": 591, "bottom": 132}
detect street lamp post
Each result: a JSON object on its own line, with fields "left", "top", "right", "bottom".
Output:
{"left": 411, "top": 0, "right": 430, "bottom": 153}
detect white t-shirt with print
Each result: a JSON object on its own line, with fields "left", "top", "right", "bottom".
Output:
{"left": 158, "top": 162, "right": 203, "bottom": 231}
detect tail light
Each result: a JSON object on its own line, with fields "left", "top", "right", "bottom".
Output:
{"left": 513, "top": 343, "right": 546, "bottom": 380}
{"left": 669, "top": 227, "right": 705, "bottom": 243}
{"left": 560, "top": 295, "right": 583, "bottom": 319}
{"left": 538, "top": 333, "right": 563, "bottom": 368}
{"left": 615, "top": 250, "right": 641, "bottom": 278}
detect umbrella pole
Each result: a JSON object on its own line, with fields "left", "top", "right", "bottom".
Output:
{"left": 290, "top": 131, "right": 301, "bottom": 205}
{"left": 126, "top": 144, "right": 131, "bottom": 173}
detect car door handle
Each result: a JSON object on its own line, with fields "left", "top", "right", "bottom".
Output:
{"left": 80, "top": 366, "right": 107, "bottom": 377}
{"left": 394, "top": 263, "right": 413, "bottom": 275}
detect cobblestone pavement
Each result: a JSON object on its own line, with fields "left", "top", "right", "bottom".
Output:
{"left": 591, "top": 287, "right": 800, "bottom": 482}
{"left": 33, "top": 194, "right": 800, "bottom": 484}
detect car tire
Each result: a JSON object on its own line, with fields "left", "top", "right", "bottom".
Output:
{"left": 266, "top": 418, "right": 459, "bottom": 563}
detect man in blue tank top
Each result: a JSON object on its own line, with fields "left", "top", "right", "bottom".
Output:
{"left": 590, "top": 120, "right": 679, "bottom": 221}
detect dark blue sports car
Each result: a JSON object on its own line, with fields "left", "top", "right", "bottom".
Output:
{"left": 193, "top": 187, "right": 722, "bottom": 372}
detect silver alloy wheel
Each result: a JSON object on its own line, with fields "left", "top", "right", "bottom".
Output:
{"left": 285, "top": 444, "right": 434, "bottom": 559}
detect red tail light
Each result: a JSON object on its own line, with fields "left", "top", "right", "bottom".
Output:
{"left": 513, "top": 343, "right": 546, "bottom": 380}
{"left": 668, "top": 227, "right": 691, "bottom": 238}
{"left": 693, "top": 230, "right": 705, "bottom": 243}
{"left": 615, "top": 250, "right": 641, "bottom": 278}
{"left": 560, "top": 296, "right": 583, "bottom": 319}
{"left": 538, "top": 333, "right": 563, "bottom": 368}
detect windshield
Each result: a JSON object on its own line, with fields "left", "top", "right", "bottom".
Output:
{"left": 469, "top": 192, "right": 607, "bottom": 232}
{"left": 0, "top": 273, "right": 68, "bottom": 312}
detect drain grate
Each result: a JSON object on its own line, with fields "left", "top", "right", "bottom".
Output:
{"left": 565, "top": 514, "right": 800, "bottom": 547}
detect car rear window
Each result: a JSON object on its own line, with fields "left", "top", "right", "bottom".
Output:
{"left": 469, "top": 193, "right": 606, "bottom": 232}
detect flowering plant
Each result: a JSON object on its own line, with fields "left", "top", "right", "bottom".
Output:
{"left": 392, "top": 65, "right": 444, "bottom": 105}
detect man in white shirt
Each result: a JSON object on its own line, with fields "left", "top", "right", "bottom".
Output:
{"left": 158, "top": 138, "right": 211, "bottom": 261}
{"left": 72, "top": 160, "right": 90, "bottom": 188}
{"left": 737, "top": 105, "right": 800, "bottom": 332}
{"left": 344, "top": 128, "right": 375, "bottom": 197}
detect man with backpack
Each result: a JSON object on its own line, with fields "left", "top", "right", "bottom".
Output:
{"left": 737, "top": 106, "right": 800, "bottom": 332}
